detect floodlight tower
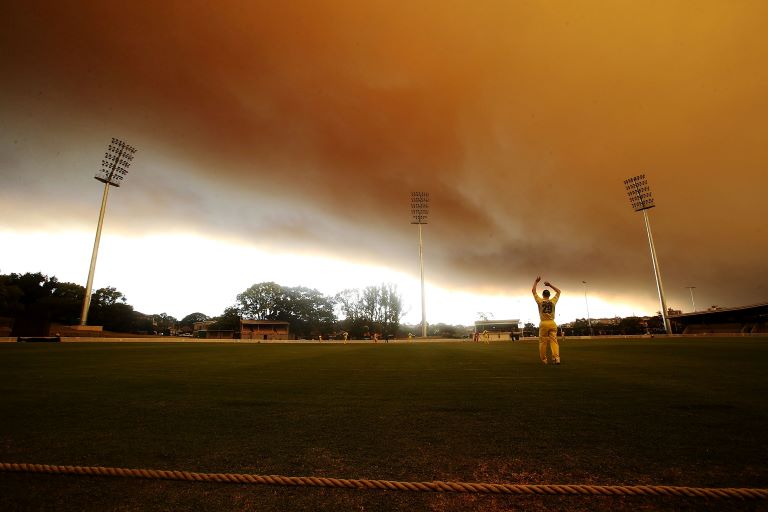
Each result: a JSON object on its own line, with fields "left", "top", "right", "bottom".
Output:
{"left": 623, "top": 174, "right": 671, "bottom": 334}
{"left": 80, "top": 138, "right": 137, "bottom": 325}
{"left": 410, "top": 192, "right": 429, "bottom": 337}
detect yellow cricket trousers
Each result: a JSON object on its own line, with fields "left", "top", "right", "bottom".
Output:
{"left": 538, "top": 320, "right": 560, "bottom": 363}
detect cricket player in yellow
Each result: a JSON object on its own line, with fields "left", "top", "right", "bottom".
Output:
{"left": 532, "top": 276, "right": 562, "bottom": 364}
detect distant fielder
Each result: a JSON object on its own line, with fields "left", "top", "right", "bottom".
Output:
{"left": 532, "top": 276, "right": 562, "bottom": 364}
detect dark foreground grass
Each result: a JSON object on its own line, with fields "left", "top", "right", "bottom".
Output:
{"left": 0, "top": 338, "right": 766, "bottom": 511}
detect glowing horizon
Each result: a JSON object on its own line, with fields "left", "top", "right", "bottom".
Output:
{"left": 0, "top": 229, "right": 659, "bottom": 326}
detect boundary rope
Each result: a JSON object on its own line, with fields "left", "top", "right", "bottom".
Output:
{"left": 1, "top": 462, "right": 766, "bottom": 499}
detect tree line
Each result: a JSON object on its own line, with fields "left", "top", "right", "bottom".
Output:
{"left": 0, "top": 272, "right": 409, "bottom": 339}
{"left": 3, "top": 271, "right": 666, "bottom": 339}
{"left": 0, "top": 272, "right": 183, "bottom": 335}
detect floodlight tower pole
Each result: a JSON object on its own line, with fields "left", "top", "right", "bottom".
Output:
{"left": 80, "top": 180, "right": 111, "bottom": 325}
{"left": 582, "top": 281, "right": 593, "bottom": 336}
{"left": 411, "top": 192, "right": 429, "bottom": 338}
{"left": 642, "top": 209, "right": 671, "bottom": 333}
{"left": 623, "top": 174, "right": 671, "bottom": 335}
{"left": 418, "top": 224, "right": 426, "bottom": 337}
{"left": 686, "top": 286, "right": 697, "bottom": 312}
{"left": 80, "top": 138, "right": 137, "bottom": 326}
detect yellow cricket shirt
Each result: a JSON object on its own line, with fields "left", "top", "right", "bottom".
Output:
{"left": 535, "top": 294, "right": 559, "bottom": 322}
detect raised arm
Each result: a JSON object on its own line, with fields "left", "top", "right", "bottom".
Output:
{"left": 544, "top": 281, "right": 561, "bottom": 298}
{"left": 532, "top": 276, "right": 541, "bottom": 296}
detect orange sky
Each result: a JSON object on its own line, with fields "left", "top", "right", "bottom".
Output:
{"left": 1, "top": 1, "right": 767, "bottom": 319}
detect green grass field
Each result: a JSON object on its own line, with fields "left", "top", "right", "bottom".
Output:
{"left": 0, "top": 338, "right": 766, "bottom": 511}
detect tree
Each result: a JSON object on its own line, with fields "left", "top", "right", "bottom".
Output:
{"left": 237, "top": 282, "right": 283, "bottom": 320}
{"left": 43, "top": 281, "right": 85, "bottom": 326}
{"left": 0, "top": 272, "right": 85, "bottom": 328}
{"left": 335, "top": 283, "right": 403, "bottom": 338}
{"left": 11, "top": 272, "right": 57, "bottom": 306}
{"left": 359, "top": 286, "right": 380, "bottom": 329}
{"left": 335, "top": 288, "right": 368, "bottom": 338}
{"left": 209, "top": 306, "right": 241, "bottom": 331}
{"left": 152, "top": 313, "right": 178, "bottom": 335}
{"left": 432, "top": 323, "right": 464, "bottom": 338}
{"left": 91, "top": 286, "right": 127, "bottom": 307}
{"left": 101, "top": 303, "right": 137, "bottom": 333}
{"left": 131, "top": 313, "right": 155, "bottom": 334}
{"left": 570, "top": 318, "right": 591, "bottom": 336}
{"left": 378, "top": 283, "right": 403, "bottom": 337}
{"left": 646, "top": 315, "right": 664, "bottom": 334}
{"left": 178, "top": 312, "right": 210, "bottom": 334}
{"left": 85, "top": 286, "right": 140, "bottom": 332}
{"left": 523, "top": 322, "right": 536, "bottom": 337}
{"left": 0, "top": 274, "right": 28, "bottom": 317}
{"left": 235, "top": 282, "right": 337, "bottom": 338}
{"left": 279, "top": 286, "right": 336, "bottom": 337}
{"left": 618, "top": 316, "right": 646, "bottom": 335}
{"left": 179, "top": 312, "right": 210, "bottom": 328}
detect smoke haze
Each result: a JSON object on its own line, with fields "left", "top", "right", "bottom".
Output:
{"left": 2, "top": 1, "right": 767, "bottom": 316}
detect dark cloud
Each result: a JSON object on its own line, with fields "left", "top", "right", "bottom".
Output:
{"left": 2, "top": 0, "right": 767, "bottom": 310}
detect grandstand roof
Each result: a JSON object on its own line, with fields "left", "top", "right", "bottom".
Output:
{"left": 474, "top": 319, "right": 520, "bottom": 326}
{"left": 669, "top": 302, "right": 768, "bottom": 323}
